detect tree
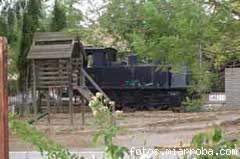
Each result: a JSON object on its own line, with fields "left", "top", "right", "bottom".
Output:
{"left": 0, "top": 1, "right": 25, "bottom": 80}
{"left": 100, "top": 0, "right": 145, "bottom": 48}
{"left": 100, "top": 0, "right": 240, "bottom": 95}
{"left": 0, "top": 16, "right": 8, "bottom": 37}
{"left": 17, "top": 0, "right": 42, "bottom": 91}
{"left": 131, "top": 0, "right": 216, "bottom": 93}
{"left": 50, "top": 0, "right": 83, "bottom": 31}
{"left": 64, "top": 0, "right": 83, "bottom": 29}
{"left": 50, "top": 0, "right": 67, "bottom": 31}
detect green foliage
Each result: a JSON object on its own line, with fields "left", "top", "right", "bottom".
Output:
{"left": 190, "top": 128, "right": 239, "bottom": 159}
{"left": 17, "top": 0, "right": 42, "bottom": 91}
{"left": 183, "top": 97, "right": 204, "bottom": 112}
{"left": 101, "top": 0, "right": 240, "bottom": 95}
{"left": 89, "top": 93, "right": 128, "bottom": 159}
{"left": 50, "top": 0, "right": 67, "bottom": 32}
{"left": 64, "top": 0, "right": 83, "bottom": 29}
{"left": 100, "top": 0, "right": 145, "bottom": 48}
{"left": 0, "top": 0, "right": 82, "bottom": 90}
{"left": 187, "top": 64, "right": 213, "bottom": 95}
{"left": 8, "top": 80, "right": 18, "bottom": 95}
{"left": 212, "top": 128, "right": 222, "bottom": 144}
{"left": 132, "top": 0, "right": 217, "bottom": 94}
{"left": 1, "top": 0, "right": 240, "bottom": 96}
{"left": 0, "top": 1, "right": 23, "bottom": 82}
{"left": 9, "top": 114, "right": 80, "bottom": 159}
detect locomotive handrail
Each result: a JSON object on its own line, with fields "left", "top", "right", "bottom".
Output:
{"left": 81, "top": 68, "right": 111, "bottom": 101}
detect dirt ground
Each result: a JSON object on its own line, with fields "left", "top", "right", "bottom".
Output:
{"left": 9, "top": 109, "right": 240, "bottom": 151}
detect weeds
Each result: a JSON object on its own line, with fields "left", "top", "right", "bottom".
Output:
{"left": 183, "top": 97, "right": 204, "bottom": 112}
{"left": 188, "top": 128, "right": 240, "bottom": 159}
{"left": 89, "top": 92, "right": 128, "bottom": 159}
{"left": 9, "top": 92, "right": 128, "bottom": 159}
{"left": 9, "top": 114, "right": 80, "bottom": 159}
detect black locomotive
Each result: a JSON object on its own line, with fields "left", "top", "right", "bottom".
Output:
{"left": 84, "top": 46, "right": 189, "bottom": 110}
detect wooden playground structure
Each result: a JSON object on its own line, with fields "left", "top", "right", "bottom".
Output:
{"left": 27, "top": 32, "right": 109, "bottom": 124}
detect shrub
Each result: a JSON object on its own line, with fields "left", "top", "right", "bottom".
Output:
{"left": 89, "top": 92, "right": 128, "bottom": 159}
{"left": 188, "top": 128, "right": 239, "bottom": 159}
{"left": 9, "top": 113, "right": 80, "bottom": 159}
{"left": 183, "top": 97, "right": 204, "bottom": 112}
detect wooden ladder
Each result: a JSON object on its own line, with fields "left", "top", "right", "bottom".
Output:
{"left": 80, "top": 68, "right": 111, "bottom": 101}
{"left": 76, "top": 68, "right": 116, "bottom": 114}
{"left": 73, "top": 86, "right": 94, "bottom": 101}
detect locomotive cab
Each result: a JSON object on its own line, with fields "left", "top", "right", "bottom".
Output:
{"left": 84, "top": 46, "right": 117, "bottom": 67}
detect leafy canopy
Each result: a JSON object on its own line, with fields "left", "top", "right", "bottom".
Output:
{"left": 100, "top": 0, "right": 240, "bottom": 94}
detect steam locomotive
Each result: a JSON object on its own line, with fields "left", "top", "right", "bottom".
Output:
{"left": 84, "top": 46, "right": 189, "bottom": 110}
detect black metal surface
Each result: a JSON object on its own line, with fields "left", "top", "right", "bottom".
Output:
{"left": 86, "top": 66, "right": 187, "bottom": 88}
{"left": 82, "top": 47, "right": 189, "bottom": 109}
{"left": 128, "top": 54, "right": 138, "bottom": 65}
{"left": 89, "top": 88, "right": 187, "bottom": 109}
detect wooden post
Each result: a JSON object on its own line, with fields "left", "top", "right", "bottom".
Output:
{"left": 53, "top": 88, "right": 57, "bottom": 114}
{"left": 47, "top": 88, "right": 51, "bottom": 125}
{"left": 69, "top": 83, "right": 74, "bottom": 125}
{"left": 59, "top": 88, "right": 63, "bottom": 113}
{"left": 78, "top": 40, "right": 85, "bottom": 86}
{"left": 68, "top": 59, "right": 73, "bottom": 125}
{"left": 32, "top": 60, "right": 37, "bottom": 114}
{"left": 0, "top": 37, "right": 9, "bottom": 159}
{"left": 56, "top": 88, "right": 60, "bottom": 113}
{"left": 81, "top": 98, "right": 85, "bottom": 126}
{"left": 58, "top": 59, "right": 63, "bottom": 113}
{"left": 81, "top": 108, "right": 85, "bottom": 125}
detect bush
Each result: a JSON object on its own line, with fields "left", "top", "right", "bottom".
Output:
{"left": 188, "top": 128, "right": 239, "bottom": 159}
{"left": 9, "top": 114, "right": 80, "bottom": 159}
{"left": 183, "top": 97, "right": 204, "bottom": 112}
{"left": 89, "top": 92, "right": 128, "bottom": 159}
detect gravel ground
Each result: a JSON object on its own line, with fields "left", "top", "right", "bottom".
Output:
{"left": 9, "top": 110, "right": 240, "bottom": 152}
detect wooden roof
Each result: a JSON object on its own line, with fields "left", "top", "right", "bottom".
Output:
{"left": 34, "top": 32, "right": 74, "bottom": 42}
{"left": 28, "top": 44, "right": 74, "bottom": 59}
{"left": 28, "top": 32, "right": 75, "bottom": 59}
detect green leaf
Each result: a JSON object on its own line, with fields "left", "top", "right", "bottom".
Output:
{"left": 212, "top": 128, "right": 222, "bottom": 143}
{"left": 191, "top": 132, "right": 209, "bottom": 148}
{"left": 93, "top": 131, "right": 103, "bottom": 144}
